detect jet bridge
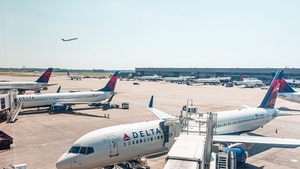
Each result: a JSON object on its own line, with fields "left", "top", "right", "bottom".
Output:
{"left": 164, "top": 100, "right": 238, "bottom": 169}
{"left": 0, "top": 89, "right": 21, "bottom": 123}
{"left": 164, "top": 99, "right": 215, "bottom": 169}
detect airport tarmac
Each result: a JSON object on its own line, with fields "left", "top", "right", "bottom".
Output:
{"left": 1, "top": 74, "right": 300, "bottom": 169}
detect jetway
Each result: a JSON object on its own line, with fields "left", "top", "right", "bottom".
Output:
{"left": 0, "top": 89, "right": 22, "bottom": 123}
{"left": 163, "top": 100, "right": 237, "bottom": 169}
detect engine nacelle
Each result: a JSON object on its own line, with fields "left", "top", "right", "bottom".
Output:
{"left": 222, "top": 147, "right": 248, "bottom": 167}
{"left": 50, "top": 103, "right": 67, "bottom": 112}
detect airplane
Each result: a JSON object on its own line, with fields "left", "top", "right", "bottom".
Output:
{"left": 56, "top": 69, "right": 300, "bottom": 169}
{"left": 0, "top": 68, "right": 56, "bottom": 94}
{"left": 284, "top": 78, "right": 300, "bottom": 87}
{"left": 134, "top": 74, "right": 162, "bottom": 81}
{"left": 62, "top": 38, "right": 78, "bottom": 42}
{"left": 67, "top": 71, "right": 85, "bottom": 80}
{"left": 17, "top": 71, "right": 119, "bottom": 112}
{"left": 161, "top": 73, "right": 199, "bottom": 83}
{"left": 192, "top": 77, "right": 220, "bottom": 85}
{"left": 235, "top": 76, "right": 264, "bottom": 88}
{"left": 277, "top": 77, "right": 300, "bottom": 104}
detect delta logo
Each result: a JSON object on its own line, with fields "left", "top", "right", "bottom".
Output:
{"left": 123, "top": 128, "right": 162, "bottom": 141}
{"left": 123, "top": 133, "right": 130, "bottom": 141}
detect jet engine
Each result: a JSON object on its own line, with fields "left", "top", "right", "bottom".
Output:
{"left": 50, "top": 103, "right": 67, "bottom": 112}
{"left": 222, "top": 146, "right": 248, "bottom": 167}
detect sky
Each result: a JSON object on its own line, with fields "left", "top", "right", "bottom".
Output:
{"left": 1, "top": 0, "right": 300, "bottom": 70}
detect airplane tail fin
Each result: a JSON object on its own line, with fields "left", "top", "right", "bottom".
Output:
{"left": 98, "top": 71, "right": 119, "bottom": 92}
{"left": 35, "top": 68, "right": 53, "bottom": 83}
{"left": 258, "top": 70, "right": 283, "bottom": 108}
{"left": 279, "top": 78, "right": 296, "bottom": 93}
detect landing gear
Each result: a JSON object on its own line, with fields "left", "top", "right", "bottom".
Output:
{"left": 67, "top": 106, "right": 73, "bottom": 111}
{"left": 103, "top": 165, "right": 114, "bottom": 169}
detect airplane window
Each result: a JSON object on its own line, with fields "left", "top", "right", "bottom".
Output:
{"left": 80, "top": 147, "right": 87, "bottom": 154}
{"left": 87, "top": 147, "right": 94, "bottom": 154}
{"left": 157, "top": 136, "right": 160, "bottom": 139}
{"left": 69, "top": 146, "right": 80, "bottom": 154}
{"left": 128, "top": 141, "right": 131, "bottom": 146}
{"left": 132, "top": 141, "right": 135, "bottom": 145}
{"left": 144, "top": 138, "right": 146, "bottom": 142}
{"left": 161, "top": 135, "right": 163, "bottom": 139}
{"left": 136, "top": 140, "right": 139, "bottom": 144}
{"left": 151, "top": 137, "right": 153, "bottom": 141}
{"left": 147, "top": 138, "right": 150, "bottom": 142}
{"left": 140, "top": 139, "right": 142, "bottom": 143}
{"left": 124, "top": 142, "right": 126, "bottom": 147}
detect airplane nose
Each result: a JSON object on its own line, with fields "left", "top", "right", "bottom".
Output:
{"left": 56, "top": 153, "right": 70, "bottom": 169}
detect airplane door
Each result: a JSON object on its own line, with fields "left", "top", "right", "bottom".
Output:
{"left": 108, "top": 135, "right": 119, "bottom": 157}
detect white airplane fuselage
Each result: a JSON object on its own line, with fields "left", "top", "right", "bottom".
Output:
{"left": 56, "top": 107, "right": 278, "bottom": 169}
{"left": 57, "top": 120, "right": 167, "bottom": 169}
{"left": 17, "top": 91, "right": 113, "bottom": 109}
{"left": 0, "top": 82, "right": 55, "bottom": 90}
{"left": 278, "top": 92, "right": 300, "bottom": 104}
{"left": 214, "top": 107, "right": 278, "bottom": 134}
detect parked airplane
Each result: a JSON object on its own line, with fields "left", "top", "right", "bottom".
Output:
{"left": 278, "top": 77, "right": 300, "bottom": 104}
{"left": 135, "top": 74, "right": 162, "bottom": 81}
{"left": 67, "top": 71, "right": 85, "bottom": 80}
{"left": 162, "top": 73, "right": 198, "bottom": 83}
{"left": 239, "top": 77, "right": 264, "bottom": 88}
{"left": 56, "top": 70, "right": 300, "bottom": 169}
{"left": 0, "top": 68, "right": 55, "bottom": 94}
{"left": 193, "top": 77, "right": 220, "bottom": 85}
{"left": 17, "top": 71, "right": 119, "bottom": 112}
{"left": 285, "top": 78, "right": 300, "bottom": 87}
{"left": 62, "top": 38, "right": 78, "bottom": 41}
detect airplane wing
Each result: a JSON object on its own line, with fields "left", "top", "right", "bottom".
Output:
{"left": 148, "top": 96, "right": 176, "bottom": 120}
{"left": 213, "top": 135, "right": 300, "bottom": 146}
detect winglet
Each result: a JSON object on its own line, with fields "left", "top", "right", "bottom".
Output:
{"left": 56, "top": 86, "right": 61, "bottom": 93}
{"left": 35, "top": 68, "right": 53, "bottom": 83}
{"left": 147, "top": 96, "right": 176, "bottom": 120}
{"left": 258, "top": 70, "right": 283, "bottom": 108}
{"left": 148, "top": 95, "right": 154, "bottom": 108}
{"left": 98, "top": 71, "right": 119, "bottom": 92}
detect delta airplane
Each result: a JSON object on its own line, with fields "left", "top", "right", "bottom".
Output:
{"left": 135, "top": 74, "right": 162, "bottom": 81}
{"left": 62, "top": 38, "right": 78, "bottom": 42}
{"left": 278, "top": 77, "right": 300, "bottom": 104}
{"left": 67, "top": 71, "right": 85, "bottom": 80}
{"left": 240, "top": 77, "right": 264, "bottom": 88}
{"left": 17, "top": 71, "right": 118, "bottom": 112}
{"left": 0, "top": 68, "right": 55, "bottom": 94}
{"left": 56, "top": 70, "right": 300, "bottom": 169}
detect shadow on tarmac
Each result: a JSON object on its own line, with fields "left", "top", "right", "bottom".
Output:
{"left": 18, "top": 107, "right": 109, "bottom": 119}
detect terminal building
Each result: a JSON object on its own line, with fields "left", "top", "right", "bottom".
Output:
{"left": 135, "top": 67, "right": 300, "bottom": 82}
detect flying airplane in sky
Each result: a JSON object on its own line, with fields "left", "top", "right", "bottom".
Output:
{"left": 0, "top": 68, "right": 55, "bottom": 94}
{"left": 56, "top": 69, "right": 300, "bottom": 169}
{"left": 62, "top": 38, "right": 78, "bottom": 42}
{"left": 67, "top": 71, "right": 85, "bottom": 80}
{"left": 17, "top": 71, "right": 119, "bottom": 112}
{"left": 277, "top": 77, "right": 300, "bottom": 104}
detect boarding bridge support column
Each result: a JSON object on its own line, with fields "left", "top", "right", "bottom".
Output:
{"left": 6, "top": 89, "right": 21, "bottom": 123}
{"left": 202, "top": 112, "right": 214, "bottom": 169}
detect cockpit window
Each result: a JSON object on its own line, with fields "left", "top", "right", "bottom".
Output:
{"left": 69, "top": 146, "right": 80, "bottom": 154}
{"left": 80, "top": 147, "right": 87, "bottom": 154}
{"left": 87, "top": 147, "right": 94, "bottom": 154}
{"left": 69, "top": 146, "right": 94, "bottom": 155}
